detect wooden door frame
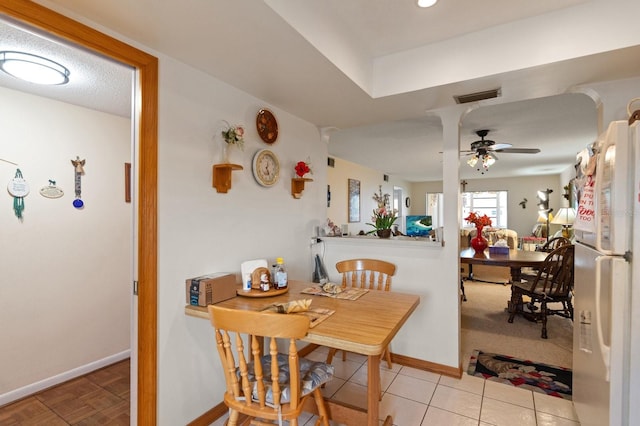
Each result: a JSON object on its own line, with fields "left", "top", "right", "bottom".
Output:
{"left": 0, "top": 1, "right": 158, "bottom": 423}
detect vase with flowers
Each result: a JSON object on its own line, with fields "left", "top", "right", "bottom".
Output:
{"left": 465, "top": 211, "right": 492, "bottom": 253}
{"left": 220, "top": 121, "right": 245, "bottom": 163}
{"left": 366, "top": 186, "right": 397, "bottom": 238}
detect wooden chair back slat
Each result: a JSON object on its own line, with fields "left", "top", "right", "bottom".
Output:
{"left": 208, "top": 305, "right": 331, "bottom": 425}
{"left": 336, "top": 258, "right": 396, "bottom": 291}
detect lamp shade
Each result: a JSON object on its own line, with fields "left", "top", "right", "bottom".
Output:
{"left": 552, "top": 207, "right": 576, "bottom": 226}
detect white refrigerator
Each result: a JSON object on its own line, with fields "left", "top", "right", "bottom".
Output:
{"left": 573, "top": 119, "right": 640, "bottom": 426}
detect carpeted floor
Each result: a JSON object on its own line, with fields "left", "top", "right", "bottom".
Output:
{"left": 461, "top": 280, "right": 573, "bottom": 373}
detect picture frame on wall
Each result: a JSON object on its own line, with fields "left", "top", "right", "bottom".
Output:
{"left": 348, "top": 178, "right": 360, "bottom": 222}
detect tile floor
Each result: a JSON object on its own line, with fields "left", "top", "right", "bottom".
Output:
{"left": 212, "top": 346, "right": 580, "bottom": 426}
{"left": 0, "top": 359, "right": 130, "bottom": 425}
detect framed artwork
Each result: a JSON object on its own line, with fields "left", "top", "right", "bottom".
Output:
{"left": 348, "top": 178, "right": 360, "bottom": 222}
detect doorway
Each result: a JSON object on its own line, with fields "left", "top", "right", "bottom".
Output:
{"left": 0, "top": 2, "right": 158, "bottom": 423}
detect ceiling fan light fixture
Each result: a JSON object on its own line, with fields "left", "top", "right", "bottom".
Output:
{"left": 416, "top": 0, "right": 438, "bottom": 8}
{"left": 0, "top": 51, "right": 70, "bottom": 85}
{"left": 467, "top": 155, "right": 478, "bottom": 167}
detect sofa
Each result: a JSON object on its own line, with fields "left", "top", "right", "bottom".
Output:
{"left": 460, "top": 228, "right": 518, "bottom": 284}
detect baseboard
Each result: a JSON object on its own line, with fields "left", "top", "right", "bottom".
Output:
{"left": 391, "top": 353, "right": 461, "bottom": 378}
{"left": 192, "top": 350, "right": 462, "bottom": 424}
{"left": 0, "top": 350, "right": 131, "bottom": 407}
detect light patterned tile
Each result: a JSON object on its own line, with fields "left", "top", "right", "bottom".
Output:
{"left": 378, "top": 392, "right": 428, "bottom": 425}
{"left": 398, "top": 366, "right": 441, "bottom": 384}
{"left": 483, "top": 379, "right": 534, "bottom": 409}
{"left": 421, "top": 406, "right": 479, "bottom": 426}
{"left": 536, "top": 411, "right": 581, "bottom": 426}
{"left": 331, "top": 381, "right": 367, "bottom": 410}
{"left": 480, "top": 397, "right": 536, "bottom": 426}
{"left": 533, "top": 393, "right": 579, "bottom": 421}
{"left": 349, "top": 363, "right": 397, "bottom": 392}
{"left": 328, "top": 358, "right": 362, "bottom": 381}
{"left": 440, "top": 374, "right": 485, "bottom": 395}
{"left": 429, "top": 385, "right": 482, "bottom": 419}
{"left": 321, "top": 376, "right": 345, "bottom": 399}
{"left": 386, "top": 373, "right": 437, "bottom": 404}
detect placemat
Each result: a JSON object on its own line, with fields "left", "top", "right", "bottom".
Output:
{"left": 301, "top": 286, "right": 368, "bottom": 301}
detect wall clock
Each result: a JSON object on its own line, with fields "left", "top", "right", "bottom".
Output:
{"left": 256, "top": 109, "right": 278, "bottom": 144}
{"left": 252, "top": 149, "right": 280, "bottom": 187}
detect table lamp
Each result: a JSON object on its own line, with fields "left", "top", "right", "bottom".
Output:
{"left": 551, "top": 207, "right": 576, "bottom": 238}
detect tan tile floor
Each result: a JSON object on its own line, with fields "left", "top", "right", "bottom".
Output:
{"left": 212, "top": 346, "right": 581, "bottom": 426}
{"left": 0, "top": 359, "right": 130, "bottom": 425}
{"left": 0, "top": 349, "right": 581, "bottom": 425}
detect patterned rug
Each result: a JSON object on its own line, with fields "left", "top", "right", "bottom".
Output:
{"left": 467, "top": 349, "right": 572, "bottom": 400}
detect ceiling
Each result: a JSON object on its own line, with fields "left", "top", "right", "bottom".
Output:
{"left": 3, "top": 0, "right": 640, "bottom": 181}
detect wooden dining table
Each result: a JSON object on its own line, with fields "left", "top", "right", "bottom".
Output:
{"left": 460, "top": 247, "right": 549, "bottom": 283}
{"left": 185, "top": 280, "right": 420, "bottom": 426}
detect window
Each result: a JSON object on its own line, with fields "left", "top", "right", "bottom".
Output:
{"left": 462, "top": 191, "right": 508, "bottom": 228}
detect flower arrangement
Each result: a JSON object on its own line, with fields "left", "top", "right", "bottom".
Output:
{"left": 294, "top": 160, "right": 311, "bottom": 178}
{"left": 367, "top": 206, "right": 398, "bottom": 232}
{"left": 221, "top": 121, "right": 245, "bottom": 149}
{"left": 465, "top": 211, "right": 492, "bottom": 228}
{"left": 366, "top": 186, "right": 397, "bottom": 232}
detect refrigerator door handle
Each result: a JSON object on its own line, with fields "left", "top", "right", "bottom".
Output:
{"left": 595, "top": 255, "right": 611, "bottom": 382}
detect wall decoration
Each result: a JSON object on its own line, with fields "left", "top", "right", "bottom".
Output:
{"left": 256, "top": 109, "right": 278, "bottom": 144}
{"left": 71, "top": 156, "right": 85, "bottom": 209}
{"left": 8, "top": 168, "right": 29, "bottom": 219}
{"left": 348, "top": 178, "right": 360, "bottom": 223}
{"left": 125, "top": 163, "right": 131, "bottom": 203}
{"left": 40, "top": 179, "right": 64, "bottom": 199}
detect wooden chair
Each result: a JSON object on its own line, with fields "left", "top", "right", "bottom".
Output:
{"left": 539, "top": 236, "right": 572, "bottom": 252}
{"left": 326, "top": 259, "right": 396, "bottom": 369}
{"left": 507, "top": 244, "right": 574, "bottom": 339}
{"left": 208, "top": 305, "right": 333, "bottom": 426}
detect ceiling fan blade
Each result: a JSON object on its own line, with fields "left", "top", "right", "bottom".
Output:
{"left": 489, "top": 143, "right": 512, "bottom": 150}
{"left": 494, "top": 147, "right": 541, "bottom": 154}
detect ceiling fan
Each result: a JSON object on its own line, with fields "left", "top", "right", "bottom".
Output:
{"left": 462, "top": 129, "right": 540, "bottom": 173}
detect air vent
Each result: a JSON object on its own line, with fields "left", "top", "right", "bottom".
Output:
{"left": 454, "top": 88, "right": 501, "bottom": 104}
{"left": 327, "top": 157, "right": 335, "bottom": 167}
{"left": 383, "top": 174, "right": 389, "bottom": 182}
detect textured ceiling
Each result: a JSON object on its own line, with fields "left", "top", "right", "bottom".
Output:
{"left": 3, "top": 0, "right": 640, "bottom": 181}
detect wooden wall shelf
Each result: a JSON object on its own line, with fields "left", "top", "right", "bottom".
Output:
{"left": 213, "top": 163, "right": 243, "bottom": 193}
{"left": 291, "top": 177, "right": 313, "bottom": 199}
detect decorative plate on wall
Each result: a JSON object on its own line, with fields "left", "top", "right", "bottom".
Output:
{"left": 256, "top": 109, "right": 278, "bottom": 144}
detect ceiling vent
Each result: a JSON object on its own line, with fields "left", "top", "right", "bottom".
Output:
{"left": 454, "top": 88, "right": 501, "bottom": 104}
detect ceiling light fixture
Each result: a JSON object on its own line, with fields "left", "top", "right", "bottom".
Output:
{"left": 467, "top": 151, "right": 496, "bottom": 174}
{"left": 0, "top": 51, "right": 70, "bottom": 85}
{"left": 417, "top": 0, "right": 438, "bottom": 8}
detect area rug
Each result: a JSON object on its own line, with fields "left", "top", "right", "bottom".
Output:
{"left": 467, "top": 349, "right": 572, "bottom": 400}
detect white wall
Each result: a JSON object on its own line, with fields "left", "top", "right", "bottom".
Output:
{"left": 156, "top": 56, "right": 328, "bottom": 424}
{"left": 327, "top": 156, "right": 410, "bottom": 235}
{"left": 410, "top": 175, "right": 564, "bottom": 238}
{"left": 0, "top": 87, "right": 131, "bottom": 398}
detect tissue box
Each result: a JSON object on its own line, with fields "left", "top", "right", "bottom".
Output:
{"left": 489, "top": 246, "right": 510, "bottom": 254}
{"left": 186, "top": 273, "right": 237, "bottom": 306}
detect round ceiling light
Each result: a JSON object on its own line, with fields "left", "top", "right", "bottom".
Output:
{"left": 0, "top": 51, "right": 70, "bottom": 85}
{"left": 417, "top": 0, "right": 438, "bottom": 7}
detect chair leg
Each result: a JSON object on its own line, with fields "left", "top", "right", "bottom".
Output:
{"left": 541, "top": 300, "right": 548, "bottom": 339}
{"left": 460, "top": 279, "right": 467, "bottom": 301}
{"left": 227, "top": 409, "right": 240, "bottom": 426}
{"left": 312, "top": 388, "right": 330, "bottom": 426}
{"left": 383, "top": 346, "right": 392, "bottom": 370}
